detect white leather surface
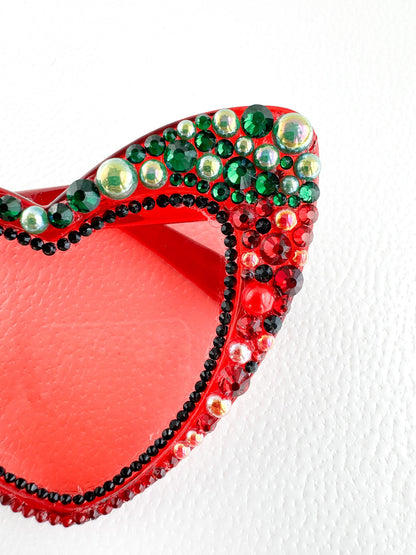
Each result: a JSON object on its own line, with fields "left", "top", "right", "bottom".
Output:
{"left": 0, "top": 0, "right": 415, "bottom": 553}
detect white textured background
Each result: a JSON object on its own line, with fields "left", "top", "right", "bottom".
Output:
{"left": 0, "top": 1, "right": 415, "bottom": 553}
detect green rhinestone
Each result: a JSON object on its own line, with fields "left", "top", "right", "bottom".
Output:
{"left": 235, "top": 136, "right": 254, "bottom": 155}
{"left": 195, "top": 114, "right": 211, "bottom": 130}
{"left": 280, "top": 175, "right": 300, "bottom": 195}
{"left": 0, "top": 195, "right": 22, "bottom": 222}
{"left": 245, "top": 191, "right": 258, "bottom": 204}
{"left": 195, "top": 130, "right": 216, "bottom": 152}
{"left": 241, "top": 104, "right": 274, "bottom": 138}
{"left": 164, "top": 140, "right": 197, "bottom": 173}
{"left": 288, "top": 195, "right": 301, "bottom": 208}
{"left": 67, "top": 179, "right": 101, "bottom": 213}
{"left": 299, "top": 181, "right": 320, "bottom": 203}
{"left": 184, "top": 173, "right": 197, "bottom": 187}
{"left": 255, "top": 172, "right": 279, "bottom": 196}
{"left": 20, "top": 205, "right": 49, "bottom": 234}
{"left": 215, "top": 140, "right": 234, "bottom": 159}
{"left": 197, "top": 180, "right": 210, "bottom": 193}
{"left": 280, "top": 156, "right": 293, "bottom": 169}
{"left": 48, "top": 203, "right": 74, "bottom": 229}
{"left": 224, "top": 157, "right": 256, "bottom": 190}
{"left": 177, "top": 119, "right": 196, "bottom": 139}
{"left": 96, "top": 158, "right": 138, "bottom": 199}
{"left": 253, "top": 144, "right": 280, "bottom": 170}
{"left": 170, "top": 173, "right": 183, "bottom": 186}
{"left": 144, "top": 134, "right": 165, "bottom": 156}
{"left": 126, "top": 144, "right": 146, "bottom": 164}
{"left": 211, "top": 182, "right": 230, "bottom": 202}
{"left": 273, "top": 193, "right": 287, "bottom": 206}
{"left": 196, "top": 154, "right": 223, "bottom": 181}
{"left": 163, "top": 128, "right": 177, "bottom": 142}
{"left": 231, "top": 191, "right": 244, "bottom": 204}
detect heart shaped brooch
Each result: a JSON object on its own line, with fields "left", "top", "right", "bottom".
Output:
{"left": 0, "top": 105, "right": 320, "bottom": 526}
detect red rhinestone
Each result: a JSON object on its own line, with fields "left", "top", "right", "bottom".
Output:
{"left": 241, "top": 282, "right": 275, "bottom": 315}
{"left": 255, "top": 199, "right": 273, "bottom": 217}
{"left": 273, "top": 295, "right": 290, "bottom": 315}
{"left": 196, "top": 413, "right": 218, "bottom": 433}
{"left": 218, "top": 366, "right": 251, "bottom": 399}
{"left": 231, "top": 206, "right": 255, "bottom": 230}
{"left": 293, "top": 225, "right": 313, "bottom": 248}
{"left": 260, "top": 233, "right": 291, "bottom": 265}
{"left": 274, "top": 265, "right": 304, "bottom": 296}
{"left": 298, "top": 204, "right": 318, "bottom": 225}
{"left": 236, "top": 314, "right": 262, "bottom": 338}
{"left": 242, "top": 230, "right": 261, "bottom": 249}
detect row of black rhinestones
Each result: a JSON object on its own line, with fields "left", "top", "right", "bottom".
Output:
{"left": 0, "top": 193, "right": 237, "bottom": 507}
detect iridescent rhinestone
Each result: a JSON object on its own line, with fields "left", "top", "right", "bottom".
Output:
{"left": 224, "top": 157, "right": 256, "bottom": 190}
{"left": 275, "top": 209, "right": 297, "bottom": 230}
{"left": 241, "top": 252, "right": 259, "bottom": 268}
{"left": 274, "top": 112, "right": 313, "bottom": 153}
{"left": 280, "top": 175, "right": 300, "bottom": 195}
{"left": 253, "top": 144, "right": 280, "bottom": 170}
{"left": 96, "top": 158, "right": 138, "bottom": 200}
{"left": 241, "top": 104, "right": 274, "bottom": 138}
{"left": 140, "top": 160, "right": 168, "bottom": 189}
{"left": 66, "top": 179, "right": 101, "bottom": 213}
{"left": 173, "top": 443, "right": 191, "bottom": 459}
{"left": 0, "top": 195, "right": 22, "bottom": 222}
{"left": 257, "top": 334, "right": 275, "bottom": 352}
{"left": 206, "top": 395, "right": 231, "bottom": 418}
{"left": 235, "top": 136, "right": 254, "bottom": 155}
{"left": 177, "top": 119, "right": 196, "bottom": 139}
{"left": 47, "top": 203, "right": 74, "bottom": 229}
{"left": 196, "top": 154, "right": 223, "bottom": 181}
{"left": 186, "top": 430, "right": 204, "bottom": 447}
{"left": 164, "top": 140, "right": 197, "bottom": 172}
{"left": 295, "top": 153, "right": 321, "bottom": 180}
{"left": 292, "top": 249, "right": 308, "bottom": 266}
{"left": 228, "top": 341, "right": 252, "bottom": 364}
{"left": 20, "top": 205, "right": 49, "bottom": 234}
{"left": 212, "top": 109, "right": 239, "bottom": 138}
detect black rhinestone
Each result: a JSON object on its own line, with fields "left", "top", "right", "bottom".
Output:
{"left": 4, "top": 472, "right": 15, "bottom": 483}
{"left": 68, "top": 230, "right": 81, "bottom": 243}
{"left": 103, "top": 209, "right": 116, "bottom": 223}
{"left": 84, "top": 491, "right": 96, "bottom": 502}
{"left": 225, "top": 261, "right": 238, "bottom": 274}
{"left": 245, "top": 361, "right": 258, "bottom": 374}
{"left": 103, "top": 480, "right": 115, "bottom": 492}
{"left": 15, "top": 478, "right": 27, "bottom": 489}
{"left": 73, "top": 494, "right": 85, "bottom": 505}
{"left": 113, "top": 474, "right": 125, "bottom": 486}
{"left": 170, "top": 194, "right": 182, "bottom": 207}
{"left": 128, "top": 200, "right": 142, "bottom": 214}
{"left": 216, "top": 324, "right": 228, "bottom": 337}
{"left": 183, "top": 400, "right": 195, "bottom": 413}
{"left": 156, "top": 194, "right": 169, "bottom": 208}
{"left": 182, "top": 194, "right": 195, "bottom": 207}
{"left": 94, "top": 486, "right": 106, "bottom": 497}
{"left": 209, "top": 347, "right": 221, "bottom": 360}
{"left": 200, "top": 370, "right": 212, "bottom": 382}
{"left": 204, "top": 359, "right": 217, "bottom": 371}
{"left": 147, "top": 445, "right": 159, "bottom": 457}
{"left": 154, "top": 438, "right": 167, "bottom": 449}
{"left": 17, "top": 232, "right": 31, "bottom": 246}
{"left": 224, "top": 276, "right": 237, "bottom": 288}
{"left": 224, "top": 288, "right": 236, "bottom": 300}
{"left": 26, "top": 482, "right": 38, "bottom": 495}
{"left": 48, "top": 492, "right": 59, "bottom": 503}
{"left": 195, "top": 196, "right": 208, "bottom": 208}
{"left": 143, "top": 197, "right": 155, "bottom": 210}
{"left": 139, "top": 453, "right": 151, "bottom": 464}
{"left": 30, "top": 237, "right": 43, "bottom": 251}
{"left": 224, "top": 235, "right": 237, "bottom": 247}
{"left": 0, "top": 226, "right": 3, "bottom": 236}
{"left": 169, "top": 419, "right": 181, "bottom": 431}
{"left": 213, "top": 336, "right": 225, "bottom": 348}
{"left": 42, "top": 242, "right": 56, "bottom": 256}
{"left": 221, "top": 222, "right": 233, "bottom": 235}
{"left": 0, "top": 466, "right": 4, "bottom": 477}
{"left": 255, "top": 217, "right": 272, "bottom": 234}
{"left": 189, "top": 391, "right": 201, "bottom": 403}
{"left": 36, "top": 488, "right": 48, "bottom": 499}
{"left": 130, "top": 461, "right": 142, "bottom": 472}
{"left": 264, "top": 315, "right": 283, "bottom": 335}
{"left": 120, "top": 466, "right": 133, "bottom": 478}
{"left": 255, "top": 264, "right": 273, "bottom": 283}
{"left": 225, "top": 248, "right": 238, "bottom": 261}
{"left": 194, "top": 380, "right": 207, "bottom": 393}
{"left": 57, "top": 237, "right": 71, "bottom": 251}
{"left": 207, "top": 201, "right": 219, "bottom": 214}
{"left": 91, "top": 216, "right": 104, "bottom": 230}
{"left": 60, "top": 494, "right": 72, "bottom": 505}
{"left": 219, "top": 312, "right": 232, "bottom": 325}
{"left": 216, "top": 210, "right": 229, "bottom": 223}
{"left": 4, "top": 228, "right": 17, "bottom": 241}
{"left": 221, "top": 300, "right": 233, "bottom": 312}
{"left": 176, "top": 410, "right": 189, "bottom": 422}
{"left": 115, "top": 204, "right": 129, "bottom": 218}
{"left": 162, "top": 428, "right": 174, "bottom": 441}
{"left": 79, "top": 223, "right": 93, "bottom": 236}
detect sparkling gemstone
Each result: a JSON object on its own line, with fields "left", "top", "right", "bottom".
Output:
{"left": 164, "top": 140, "right": 197, "bottom": 172}
{"left": 195, "top": 114, "right": 211, "bottom": 130}
{"left": 295, "top": 153, "right": 321, "bottom": 179}
{"left": 298, "top": 204, "right": 319, "bottom": 225}
{"left": 293, "top": 225, "right": 313, "bottom": 247}
{"left": 260, "top": 233, "right": 291, "bottom": 265}
{"left": 228, "top": 341, "right": 252, "bottom": 363}
{"left": 255, "top": 199, "right": 273, "bottom": 217}
{"left": 211, "top": 182, "right": 230, "bottom": 201}
{"left": 280, "top": 175, "right": 300, "bottom": 195}
{"left": 274, "top": 112, "right": 313, "bottom": 153}
{"left": 184, "top": 173, "right": 197, "bottom": 187}
{"left": 241, "top": 105, "right": 274, "bottom": 138}
{"left": 275, "top": 209, "right": 297, "bottom": 230}
{"left": 255, "top": 172, "right": 279, "bottom": 196}
{"left": 263, "top": 314, "right": 283, "bottom": 335}
{"left": 254, "top": 264, "right": 273, "bottom": 283}
{"left": 163, "top": 128, "right": 177, "bottom": 142}
{"left": 212, "top": 109, "right": 239, "bottom": 138}
{"left": 236, "top": 315, "right": 262, "bottom": 338}
{"left": 292, "top": 249, "right": 308, "bottom": 265}
{"left": 231, "top": 191, "right": 244, "bottom": 203}
{"left": 280, "top": 155, "right": 293, "bottom": 169}
{"left": 170, "top": 173, "right": 183, "bottom": 186}
{"left": 197, "top": 180, "right": 209, "bottom": 193}
{"left": 245, "top": 191, "right": 258, "bottom": 204}
{"left": 177, "top": 119, "right": 196, "bottom": 139}
{"left": 242, "top": 230, "right": 261, "bottom": 249}
{"left": 66, "top": 179, "right": 101, "bottom": 213}
{"left": 257, "top": 334, "right": 274, "bottom": 352}
{"left": 224, "top": 157, "right": 256, "bottom": 190}
{"left": 173, "top": 443, "right": 191, "bottom": 459}
{"left": 299, "top": 181, "right": 320, "bottom": 203}
{"left": 273, "top": 295, "right": 290, "bottom": 316}
{"left": 206, "top": 395, "right": 231, "bottom": 417}
{"left": 218, "top": 366, "right": 250, "bottom": 399}
{"left": 196, "top": 154, "right": 223, "bottom": 181}
{"left": 288, "top": 195, "right": 301, "bottom": 208}
{"left": 215, "top": 139, "right": 234, "bottom": 159}
{"left": 195, "top": 130, "right": 216, "bottom": 152}
{"left": 0, "top": 195, "right": 22, "bottom": 222}
{"left": 253, "top": 144, "right": 280, "bottom": 170}
{"left": 274, "top": 265, "right": 304, "bottom": 295}
{"left": 241, "top": 252, "right": 259, "bottom": 268}
{"left": 96, "top": 158, "right": 138, "bottom": 199}
{"left": 241, "top": 282, "right": 275, "bottom": 315}
{"left": 230, "top": 205, "right": 255, "bottom": 230}
{"left": 144, "top": 134, "right": 165, "bottom": 156}
{"left": 186, "top": 430, "right": 204, "bottom": 447}
{"left": 196, "top": 413, "right": 218, "bottom": 433}
{"left": 235, "top": 136, "right": 254, "bottom": 155}
{"left": 140, "top": 160, "right": 168, "bottom": 189}
{"left": 47, "top": 203, "right": 74, "bottom": 229}
{"left": 126, "top": 144, "right": 146, "bottom": 164}
{"left": 20, "top": 205, "right": 49, "bottom": 234}
{"left": 273, "top": 193, "right": 286, "bottom": 206}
